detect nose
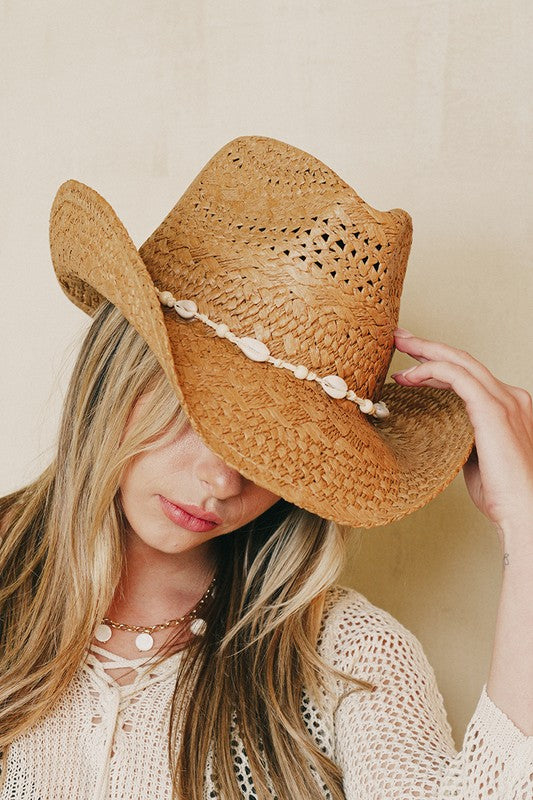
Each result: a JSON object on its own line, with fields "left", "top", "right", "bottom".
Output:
{"left": 195, "top": 441, "right": 246, "bottom": 500}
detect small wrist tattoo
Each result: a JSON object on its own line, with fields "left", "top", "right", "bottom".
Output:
{"left": 503, "top": 552, "right": 510, "bottom": 567}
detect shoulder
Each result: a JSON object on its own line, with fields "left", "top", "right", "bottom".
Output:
{"left": 320, "top": 583, "right": 416, "bottom": 645}
{"left": 319, "top": 584, "right": 434, "bottom": 683}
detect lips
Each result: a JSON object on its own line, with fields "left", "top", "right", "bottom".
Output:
{"left": 167, "top": 499, "right": 223, "bottom": 524}
{"left": 158, "top": 495, "right": 222, "bottom": 532}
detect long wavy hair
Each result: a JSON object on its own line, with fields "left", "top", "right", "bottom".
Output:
{"left": 0, "top": 300, "right": 376, "bottom": 799}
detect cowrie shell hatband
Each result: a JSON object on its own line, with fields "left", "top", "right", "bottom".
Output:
{"left": 157, "top": 289, "right": 390, "bottom": 419}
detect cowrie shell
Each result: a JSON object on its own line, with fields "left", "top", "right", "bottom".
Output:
{"left": 321, "top": 375, "right": 348, "bottom": 399}
{"left": 174, "top": 299, "right": 197, "bottom": 319}
{"left": 235, "top": 336, "right": 270, "bottom": 362}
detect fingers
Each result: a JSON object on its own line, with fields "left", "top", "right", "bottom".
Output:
{"left": 393, "top": 329, "right": 507, "bottom": 406}
{"left": 392, "top": 330, "right": 533, "bottom": 425}
{"left": 391, "top": 360, "right": 505, "bottom": 424}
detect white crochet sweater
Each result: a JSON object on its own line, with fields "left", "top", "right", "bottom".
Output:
{"left": 1, "top": 585, "right": 531, "bottom": 799}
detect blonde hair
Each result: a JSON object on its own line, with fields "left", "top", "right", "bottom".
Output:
{"left": 0, "top": 300, "right": 375, "bottom": 799}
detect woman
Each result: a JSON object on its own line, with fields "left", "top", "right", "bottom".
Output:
{"left": 0, "top": 135, "right": 531, "bottom": 799}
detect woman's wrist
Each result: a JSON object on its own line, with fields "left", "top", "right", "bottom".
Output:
{"left": 494, "top": 518, "right": 533, "bottom": 569}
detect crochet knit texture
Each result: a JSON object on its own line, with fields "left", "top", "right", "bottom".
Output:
{"left": 1, "top": 585, "right": 531, "bottom": 799}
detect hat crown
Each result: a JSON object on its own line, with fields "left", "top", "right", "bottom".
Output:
{"left": 139, "top": 136, "right": 412, "bottom": 402}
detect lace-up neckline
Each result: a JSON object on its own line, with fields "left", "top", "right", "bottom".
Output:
{"left": 84, "top": 642, "right": 184, "bottom": 694}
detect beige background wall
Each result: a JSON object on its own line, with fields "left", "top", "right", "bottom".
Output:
{"left": 1, "top": 0, "right": 531, "bottom": 745}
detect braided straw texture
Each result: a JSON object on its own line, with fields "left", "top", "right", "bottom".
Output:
{"left": 49, "top": 135, "right": 474, "bottom": 527}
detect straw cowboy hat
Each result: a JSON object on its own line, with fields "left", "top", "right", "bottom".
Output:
{"left": 49, "top": 134, "right": 474, "bottom": 528}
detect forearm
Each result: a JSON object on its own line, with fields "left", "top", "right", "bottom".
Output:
{"left": 486, "top": 527, "right": 533, "bottom": 736}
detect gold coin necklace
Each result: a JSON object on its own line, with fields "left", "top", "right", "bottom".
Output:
{"left": 94, "top": 575, "right": 217, "bottom": 652}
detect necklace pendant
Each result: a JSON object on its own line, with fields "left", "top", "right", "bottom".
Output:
{"left": 190, "top": 617, "right": 207, "bottom": 636}
{"left": 95, "top": 623, "right": 112, "bottom": 643}
{"left": 135, "top": 632, "right": 154, "bottom": 652}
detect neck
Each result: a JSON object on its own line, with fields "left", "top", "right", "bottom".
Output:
{"left": 106, "top": 530, "right": 219, "bottom": 625}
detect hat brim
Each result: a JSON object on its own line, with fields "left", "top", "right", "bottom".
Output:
{"left": 50, "top": 179, "right": 474, "bottom": 528}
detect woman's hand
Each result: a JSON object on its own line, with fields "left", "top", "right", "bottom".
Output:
{"left": 391, "top": 328, "right": 533, "bottom": 544}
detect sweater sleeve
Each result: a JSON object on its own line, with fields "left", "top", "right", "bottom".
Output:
{"left": 329, "top": 591, "right": 533, "bottom": 799}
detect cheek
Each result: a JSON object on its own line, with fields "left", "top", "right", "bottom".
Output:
{"left": 120, "top": 456, "right": 143, "bottom": 496}
{"left": 119, "top": 451, "right": 162, "bottom": 504}
{"left": 118, "top": 454, "right": 169, "bottom": 540}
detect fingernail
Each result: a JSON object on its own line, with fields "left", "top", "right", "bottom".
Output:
{"left": 391, "top": 366, "right": 418, "bottom": 378}
{"left": 394, "top": 327, "right": 413, "bottom": 337}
